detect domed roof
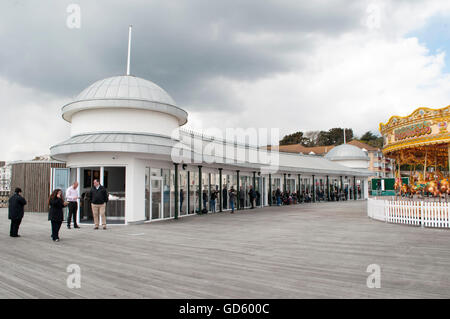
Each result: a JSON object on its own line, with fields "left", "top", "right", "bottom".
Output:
{"left": 76, "top": 75, "right": 176, "bottom": 105}
{"left": 325, "top": 144, "right": 369, "bottom": 161}
{"left": 61, "top": 75, "right": 187, "bottom": 125}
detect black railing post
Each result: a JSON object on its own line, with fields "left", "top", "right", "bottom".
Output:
{"left": 174, "top": 163, "right": 179, "bottom": 219}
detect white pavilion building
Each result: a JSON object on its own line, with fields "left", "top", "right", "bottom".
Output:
{"left": 50, "top": 28, "right": 371, "bottom": 225}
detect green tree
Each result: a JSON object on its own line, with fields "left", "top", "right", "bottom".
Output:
{"left": 279, "top": 131, "right": 308, "bottom": 146}
{"left": 317, "top": 128, "right": 353, "bottom": 146}
{"left": 366, "top": 137, "right": 383, "bottom": 149}
{"left": 279, "top": 128, "right": 354, "bottom": 147}
{"left": 359, "top": 131, "right": 383, "bottom": 149}
{"left": 360, "top": 131, "right": 378, "bottom": 141}
{"left": 304, "top": 131, "right": 319, "bottom": 146}
{"left": 317, "top": 130, "right": 332, "bottom": 146}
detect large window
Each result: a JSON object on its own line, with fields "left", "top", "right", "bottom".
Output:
{"left": 145, "top": 168, "right": 150, "bottom": 220}
{"left": 82, "top": 168, "right": 100, "bottom": 189}
{"left": 162, "top": 169, "right": 171, "bottom": 218}
{"left": 210, "top": 173, "right": 219, "bottom": 212}
{"left": 286, "top": 178, "right": 295, "bottom": 193}
{"left": 221, "top": 172, "right": 237, "bottom": 210}
{"left": 189, "top": 171, "right": 199, "bottom": 214}
{"left": 104, "top": 167, "right": 126, "bottom": 222}
{"left": 179, "top": 170, "right": 188, "bottom": 216}
{"left": 170, "top": 170, "right": 175, "bottom": 217}
{"left": 239, "top": 175, "right": 251, "bottom": 208}
{"left": 79, "top": 166, "right": 125, "bottom": 224}
{"left": 145, "top": 168, "right": 163, "bottom": 220}
{"left": 80, "top": 167, "right": 100, "bottom": 222}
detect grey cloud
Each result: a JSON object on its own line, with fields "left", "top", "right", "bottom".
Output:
{"left": 0, "top": 0, "right": 367, "bottom": 111}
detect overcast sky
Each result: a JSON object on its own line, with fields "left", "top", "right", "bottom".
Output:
{"left": 2, "top": 0, "right": 450, "bottom": 160}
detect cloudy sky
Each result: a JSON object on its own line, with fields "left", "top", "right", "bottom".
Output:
{"left": 2, "top": 0, "right": 450, "bottom": 160}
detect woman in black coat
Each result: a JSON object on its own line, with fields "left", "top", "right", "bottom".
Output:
{"left": 48, "top": 189, "right": 68, "bottom": 242}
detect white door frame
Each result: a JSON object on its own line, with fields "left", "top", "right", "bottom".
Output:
{"left": 150, "top": 176, "right": 163, "bottom": 221}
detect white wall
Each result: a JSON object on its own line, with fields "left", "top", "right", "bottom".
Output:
{"left": 125, "top": 158, "right": 146, "bottom": 223}
{"left": 331, "top": 159, "right": 369, "bottom": 169}
{"left": 65, "top": 152, "right": 134, "bottom": 167}
{"left": 363, "top": 178, "right": 369, "bottom": 199}
{"left": 70, "top": 108, "right": 180, "bottom": 137}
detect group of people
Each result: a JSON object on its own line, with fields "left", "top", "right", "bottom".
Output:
{"left": 180, "top": 185, "right": 261, "bottom": 215}
{"left": 223, "top": 185, "right": 257, "bottom": 213}
{"left": 272, "top": 186, "right": 351, "bottom": 205}
{"left": 8, "top": 179, "right": 109, "bottom": 242}
{"left": 273, "top": 188, "right": 301, "bottom": 206}
{"left": 200, "top": 186, "right": 249, "bottom": 213}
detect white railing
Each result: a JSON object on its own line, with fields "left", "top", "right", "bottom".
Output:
{"left": 367, "top": 198, "right": 450, "bottom": 228}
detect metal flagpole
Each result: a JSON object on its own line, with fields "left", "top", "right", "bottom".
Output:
{"left": 127, "top": 25, "right": 132, "bottom": 75}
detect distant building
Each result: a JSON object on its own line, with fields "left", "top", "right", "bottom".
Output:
{"left": 9, "top": 156, "right": 66, "bottom": 212}
{"left": 0, "top": 161, "right": 11, "bottom": 192}
{"left": 267, "top": 139, "right": 394, "bottom": 179}
{"left": 346, "top": 140, "right": 394, "bottom": 179}
{"left": 266, "top": 144, "right": 333, "bottom": 156}
{"left": 0, "top": 161, "right": 11, "bottom": 208}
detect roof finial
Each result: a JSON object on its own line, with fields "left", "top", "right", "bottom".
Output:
{"left": 126, "top": 25, "right": 132, "bottom": 76}
{"left": 343, "top": 128, "right": 346, "bottom": 144}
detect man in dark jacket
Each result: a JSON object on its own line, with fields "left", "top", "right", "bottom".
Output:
{"left": 256, "top": 190, "right": 261, "bottom": 206}
{"left": 239, "top": 187, "right": 245, "bottom": 210}
{"left": 222, "top": 185, "right": 228, "bottom": 210}
{"left": 90, "top": 179, "right": 108, "bottom": 230}
{"left": 248, "top": 185, "right": 256, "bottom": 209}
{"left": 179, "top": 188, "right": 184, "bottom": 213}
{"left": 209, "top": 188, "right": 218, "bottom": 213}
{"left": 8, "top": 188, "right": 27, "bottom": 237}
{"left": 275, "top": 188, "right": 281, "bottom": 206}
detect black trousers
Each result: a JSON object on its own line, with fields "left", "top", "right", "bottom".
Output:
{"left": 51, "top": 220, "right": 62, "bottom": 240}
{"left": 67, "top": 202, "right": 78, "bottom": 226}
{"left": 10, "top": 218, "right": 22, "bottom": 237}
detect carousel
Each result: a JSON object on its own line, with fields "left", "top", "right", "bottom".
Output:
{"left": 379, "top": 105, "right": 450, "bottom": 199}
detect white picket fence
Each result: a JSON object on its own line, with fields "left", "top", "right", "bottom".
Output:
{"left": 367, "top": 198, "right": 450, "bottom": 228}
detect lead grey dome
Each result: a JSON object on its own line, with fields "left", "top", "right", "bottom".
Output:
{"left": 325, "top": 144, "right": 369, "bottom": 161}
{"left": 76, "top": 75, "right": 176, "bottom": 105}
{"left": 61, "top": 75, "right": 187, "bottom": 125}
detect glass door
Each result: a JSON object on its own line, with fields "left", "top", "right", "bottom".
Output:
{"left": 262, "top": 177, "right": 266, "bottom": 206}
{"left": 255, "top": 176, "right": 261, "bottom": 207}
{"left": 189, "top": 171, "right": 198, "bottom": 214}
{"left": 150, "top": 177, "right": 163, "bottom": 220}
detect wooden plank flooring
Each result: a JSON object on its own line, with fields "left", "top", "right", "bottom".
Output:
{"left": 1, "top": 201, "right": 450, "bottom": 298}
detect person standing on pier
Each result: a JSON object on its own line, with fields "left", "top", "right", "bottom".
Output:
{"left": 222, "top": 185, "right": 228, "bottom": 210}
{"left": 248, "top": 185, "right": 256, "bottom": 209}
{"left": 180, "top": 188, "right": 184, "bottom": 214}
{"left": 8, "top": 187, "right": 27, "bottom": 238}
{"left": 48, "top": 189, "right": 68, "bottom": 242}
{"left": 275, "top": 187, "right": 281, "bottom": 206}
{"left": 239, "top": 187, "right": 245, "bottom": 209}
{"left": 229, "top": 187, "right": 236, "bottom": 213}
{"left": 66, "top": 181, "right": 80, "bottom": 229}
{"left": 90, "top": 179, "right": 109, "bottom": 230}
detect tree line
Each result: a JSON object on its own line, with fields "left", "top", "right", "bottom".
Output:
{"left": 279, "top": 128, "right": 383, "bottom": 149}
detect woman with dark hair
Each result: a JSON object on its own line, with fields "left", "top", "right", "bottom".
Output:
{"left": 48, "top": 189, "right": 68, "bottom": 242}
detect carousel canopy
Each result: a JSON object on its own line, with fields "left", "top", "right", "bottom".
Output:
{"left": 379, "top": 105, "right": 450, "bottom": 156}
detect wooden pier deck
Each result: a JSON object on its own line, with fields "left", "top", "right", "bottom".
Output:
{"left": 0, "top": 201, "right": 449, "bottom": 298}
